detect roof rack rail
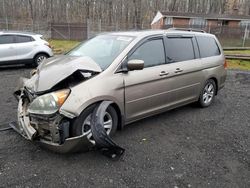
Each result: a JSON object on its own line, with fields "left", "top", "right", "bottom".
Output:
{"left": 167, "top": 27, "right": 206, "bottom": 33}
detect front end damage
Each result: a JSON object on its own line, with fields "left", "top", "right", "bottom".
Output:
{"left": 12, "top": 56, "right": 124, "bottom": 157}
{"left": 14, "top": 82, "right": 92, "bottom": 153}
{"left": 12, "top": 55, "right": 104, "bottom": 153}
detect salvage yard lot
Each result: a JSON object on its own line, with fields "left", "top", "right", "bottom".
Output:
{"left": 0, "top": 67, "right": 249, "bottom": 187}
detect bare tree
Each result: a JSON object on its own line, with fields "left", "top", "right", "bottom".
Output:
{"left": 0, "top": 0, "right": 250, "bottom": 30}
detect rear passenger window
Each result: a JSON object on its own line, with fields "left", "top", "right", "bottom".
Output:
{"left": 0, "top": 35, "right": 15, "bottom": 44}
{"left": 196, "top": 36, "right": 221, "bottom": 58}
{"left": 166, "top": 37, "right": 195, "bottom": 62}
{"left": 129, "top": 39, "right": 165, "bottom": 68}
{"left": 16, "top": 35, "right": 33, "bottom": 43}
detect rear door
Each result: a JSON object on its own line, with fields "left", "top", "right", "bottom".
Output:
{"left": 163, "top": 35, "right": 203, "bottom": 106}
{"left": 0, "top": 35, "right": 16, "bottom": 62}
{"left": 14, "top": 35, "right": 35, "bottom": 60}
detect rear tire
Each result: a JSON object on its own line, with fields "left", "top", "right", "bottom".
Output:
{"left": 33, "top": 53, "right": 48, "bottom": 67}
{"left": 198, "top": 79, "right": 216, "bottom": 108}
{"left": 71, "top": 104, "right": 118, "bottom": 145}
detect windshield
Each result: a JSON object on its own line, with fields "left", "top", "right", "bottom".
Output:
{"left": 67, "top": 35, "right": 134, "bottom": 70}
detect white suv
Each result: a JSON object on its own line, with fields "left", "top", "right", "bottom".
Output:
{"left": 0, "top": 31, "right": 53, "bottom": 67}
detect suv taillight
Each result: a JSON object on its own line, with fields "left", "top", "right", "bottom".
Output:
{"left": 224, "top": 60, "right": 228, "bottom": 69}
{"left": 45, "top": 43, "right": 52, "bottom": 49}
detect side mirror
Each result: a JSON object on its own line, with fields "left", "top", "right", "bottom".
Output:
{"left": 127, "top": 59, "right": 144, "bottom": 71}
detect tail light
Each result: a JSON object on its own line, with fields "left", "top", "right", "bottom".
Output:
{"left": 224, "top": 60, "right": 228, "bottom": 69}
{"left": 45, "top": 43, "right": 52, "bottom": 49}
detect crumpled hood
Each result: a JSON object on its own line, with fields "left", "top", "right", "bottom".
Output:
{"left": 25, "top": 55, "right": 102, "bottom": 93}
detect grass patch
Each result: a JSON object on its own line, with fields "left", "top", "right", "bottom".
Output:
{"left": 48, "top": 39, "right": 81, "bottom": 54}
{"left": 227, "top": 59, "right": 250, "bottom": 70}
{"left": 224, "top": 50, "right": 250, "bottom": 55}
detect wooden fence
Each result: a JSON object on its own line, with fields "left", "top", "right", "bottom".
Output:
{"left": 50, "top": 23, "right": 88, "bottom": 40}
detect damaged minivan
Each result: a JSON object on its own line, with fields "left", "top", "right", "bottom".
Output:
{"left": 14, "top": 29, "right": 227, "bottom": 153}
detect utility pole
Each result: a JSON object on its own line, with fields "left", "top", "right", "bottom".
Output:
{"left": 2, "top": 0, "right": 9, "bottom": 30}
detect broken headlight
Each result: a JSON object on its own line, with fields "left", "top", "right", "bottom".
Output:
{"left": 28, "top": 89, "right": 70, "bottom": 115}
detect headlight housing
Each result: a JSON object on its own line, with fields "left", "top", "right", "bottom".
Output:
{"left": 28, "top": 89, "right": 70, "bottom": 115}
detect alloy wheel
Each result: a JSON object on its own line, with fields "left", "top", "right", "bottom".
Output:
{"left": 36, "top": 55, "right": 47, "bottom": 65}
{"left": 203, "top": 83, "right": 214, "bottom": 104}
{"left": 82, "top": 112, "right": 113, "bottom": 145}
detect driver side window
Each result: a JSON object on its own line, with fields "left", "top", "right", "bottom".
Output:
{"left": 129, "top": 38, "right": 166, "bottom": 68}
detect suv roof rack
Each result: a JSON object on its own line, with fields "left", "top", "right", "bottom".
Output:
{"left": 167, "top": 27, "right": 206, "bottom": 33}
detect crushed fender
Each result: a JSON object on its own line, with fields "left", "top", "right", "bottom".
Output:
{"left": 90, "top": 101, "right": 125, "bottom": 160}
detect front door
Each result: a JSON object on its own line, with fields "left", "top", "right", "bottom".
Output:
{"left": 0, "top": 35, "right": 16, "bottom": 62}
{"left": 124, "top": 37, "right": 169, "bottom": 121}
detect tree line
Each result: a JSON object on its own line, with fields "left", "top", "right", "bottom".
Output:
{"left": 0, "top": 0, "right": 250, "bottom": 29}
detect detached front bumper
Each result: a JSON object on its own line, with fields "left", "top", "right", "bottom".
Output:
{"left": 14, "top": 78, "right": 92, "bottom": 153}
{"left": 17, "top": 98, "right": 36, "bottom": 140}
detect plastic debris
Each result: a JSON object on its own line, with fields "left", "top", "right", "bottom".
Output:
{"left": 90, "top": 101, "right": 125, "bottom": 160}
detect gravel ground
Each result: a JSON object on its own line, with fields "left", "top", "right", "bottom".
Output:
{"left": 0, "top": 67, "right": 249, "bottom": 188}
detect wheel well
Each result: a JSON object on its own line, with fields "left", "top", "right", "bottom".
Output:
{"left": 209, "top": 77, "right": 218, "bottom": 95}
{"left": 110, "top": 103, "right": 123, "bottom": 131}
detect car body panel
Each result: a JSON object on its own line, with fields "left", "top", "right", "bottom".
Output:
{"left": 60, "top": 72, "right": 125, "bottom": 118}
{"left": 13, "top": 40, "right": 53, "bottom": 60}
{"left": 124, "top": 65, "right": 172, "bottom": 121}
{"left": 159, "top": 59, "right": 203, "bottom": 107}
{"left": 0, "top": 42, "right": 17, "bottom": 61}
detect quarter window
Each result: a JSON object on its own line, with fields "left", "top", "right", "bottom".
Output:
{"left": 0, "top": 35, "right": 15, "bottom": 44}
{"left": 166, "top": 37, "right": 195, "bottom": 62}
{"left": 129, "top": 39, "right": 165, "bottom": 68}
{"left": 196, "top": 36, "right": 221, "bottom": 58}
{"left": 16, "top": 35, "right": 33, "bottom": 43}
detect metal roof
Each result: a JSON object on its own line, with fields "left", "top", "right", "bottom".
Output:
{"left": 161, "top": 11, "right": 250, "bottom": 21}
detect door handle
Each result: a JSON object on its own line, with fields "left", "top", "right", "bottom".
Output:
{"left": 175, "top": 68, "right": 183, "bottom": 73}
{"left": 159, "top": 71, "right": 169, "bottom": 76}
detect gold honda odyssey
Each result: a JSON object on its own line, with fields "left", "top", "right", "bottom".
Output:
{"left": 14, "top": 29, "right": 227, "bottom": 152}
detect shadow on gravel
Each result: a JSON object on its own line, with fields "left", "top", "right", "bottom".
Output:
{"left": 0, "top": 65, "right": 33, "bottom": 71}
{"left": 121, "top": 103, "right": 199, "bottom": 133}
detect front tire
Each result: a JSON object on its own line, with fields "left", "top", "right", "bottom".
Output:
{"left": 198, "top": 79, "right": 216, "bottom": 108}
{"left": 71, "top": 104, "right": 118, "bottom": 145}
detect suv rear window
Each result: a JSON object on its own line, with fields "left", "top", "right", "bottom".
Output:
{"left": 196, "top": 36, "right": 221, "bottom": 58}
{"left": 165, "top": 37, "right": 195, "bottom": 63}
{"left": 16, "top": 35, "right": 33, "bottom": 43}
{"left": 0, "top": 35, "right": 15, "bottom": 44}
